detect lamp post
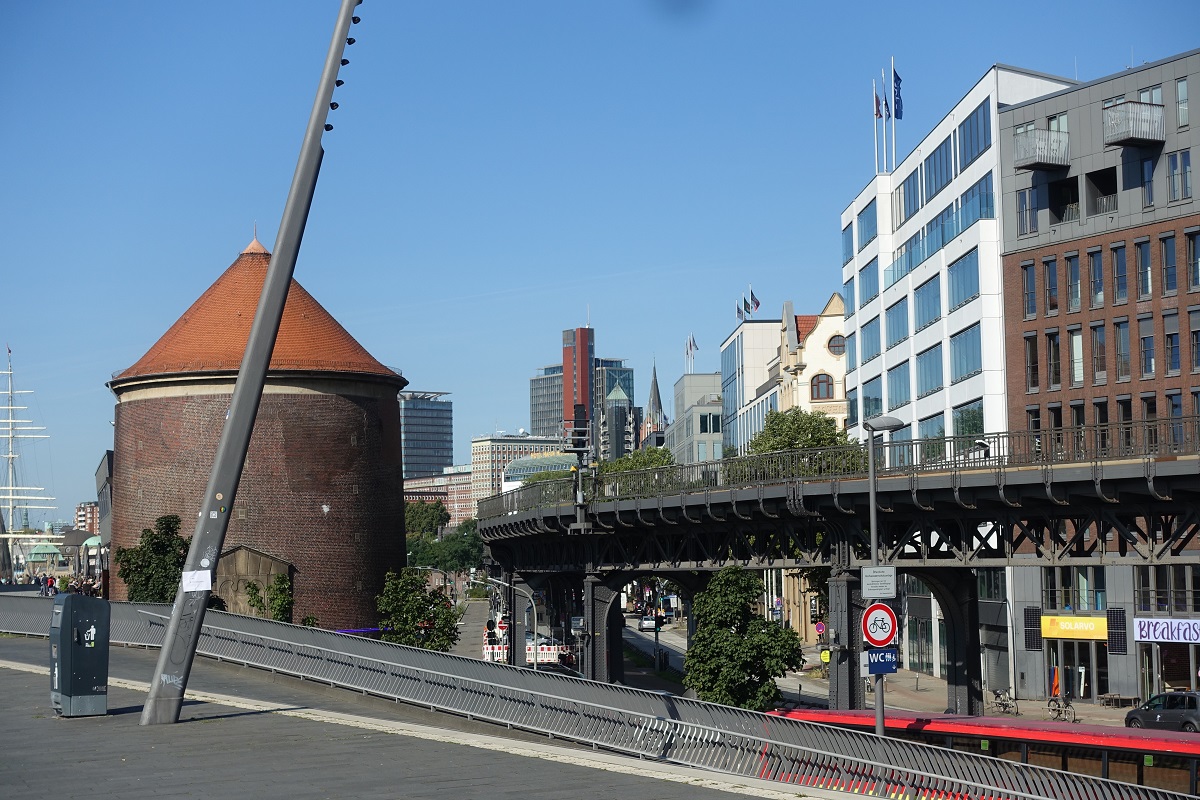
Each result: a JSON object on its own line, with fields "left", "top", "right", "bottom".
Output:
{"left": 410, "top": 564, "right": 454, "bottom": 599}
{"left": 863, "top": 414, "right": 905, "bottom": 737}
{"left": 488, "top": 576, "right": 538, "bottom": 671}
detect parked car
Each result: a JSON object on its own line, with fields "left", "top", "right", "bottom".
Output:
{"left": 638, "top": 615, "right": 657, "bottom": 632}
{"left": 1125, "top": 692, "right": 1200, "bottom": 731}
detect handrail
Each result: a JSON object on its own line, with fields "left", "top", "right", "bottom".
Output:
{"left": 479, "top": 415, "right": 1200, "bottom": 521}
{"left": 0, "top": 595, "right": 1185, "bottom": 800}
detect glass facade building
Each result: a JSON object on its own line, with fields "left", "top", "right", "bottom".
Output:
{"left": 398, "top": 391, "right": 453, "bottom": 480}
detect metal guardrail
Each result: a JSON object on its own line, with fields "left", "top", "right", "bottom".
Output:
{"left": 478, "top": 416, "right": 1200, "bottom": 520}
{"left": 0, "top": 595, "right": 1186, "bottom": 800}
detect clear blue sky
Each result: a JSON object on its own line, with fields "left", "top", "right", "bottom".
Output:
{"left": 1, "top": 1, "right": 1196, "bottom": 528}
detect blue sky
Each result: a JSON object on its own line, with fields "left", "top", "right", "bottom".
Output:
{"left": 1, "top": 1, "right": 1197, "bottom": 527}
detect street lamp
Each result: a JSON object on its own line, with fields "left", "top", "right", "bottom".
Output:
{"left": 409, "top": 564, "right": 454, "bottom": 599}
{"left": 863, "top": 414, "right": 905, "bottom": 737}
{"left": 487, "top": 576, "right": 538, "bottom": 671}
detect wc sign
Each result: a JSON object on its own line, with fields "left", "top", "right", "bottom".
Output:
{"left": 864, "top": 648, "right": 899, "bottom": 675}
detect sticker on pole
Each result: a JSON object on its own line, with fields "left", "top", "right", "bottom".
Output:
{"left": 862, "top": 602, "right": 897, "bottom": 648}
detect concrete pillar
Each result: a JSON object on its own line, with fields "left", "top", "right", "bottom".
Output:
{"left": 583, "top": 576, "right": 619, "bottom": 683}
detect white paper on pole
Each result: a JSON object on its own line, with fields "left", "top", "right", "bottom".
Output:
{"left": 182, "top": 570, "right": 212, "bottom": 592}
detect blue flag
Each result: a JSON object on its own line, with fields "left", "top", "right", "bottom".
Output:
{"left": 893, "top": 70, "right": 903, "bottom": 120}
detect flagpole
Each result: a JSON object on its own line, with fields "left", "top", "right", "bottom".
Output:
{"left": 891, "top": 56, "right": 896, "bottom": 170}
{"left": 873, "top": 79, "right": 879, "bottom": 174}
{"left": 881, "top": 68, "right": 889, "bottom": 172}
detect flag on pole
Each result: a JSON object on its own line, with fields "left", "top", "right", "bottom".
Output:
{"left": 736, "top": 303, "right": 744, "bottom": 321}
{"left": 688, "top": 333, "right": 699, "bottom": 353}
{"left": 893, "top": 69, "right": 903, "bottom": 120}
{"left": 883, "top": 93, "right": 890, "bottom": 120}
{"left": 874, "top": 91, "right": 882, "bottom": 119}
{"left": 743, "top": 296, "right": 752, "bottom": 316}
{"left": 750, "top": 291, "right": 760, "bottom": 312}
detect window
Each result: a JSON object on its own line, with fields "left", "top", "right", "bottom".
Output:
{"left": 1164, "top": 313, "right": 1180, "bottom": 375}
{"left": 1189, "top": 232, "right": 1200, "bottom": 290}
{"left": 842, "top": 223, "right": 854, "bottom": 265}
{"left": 1014, "top": 121, "right": 1034, "bottom": 135}
{"left": 924, "top": 135, "right": 955, "bottom": 202}
{"left": 1045, "top": 258, "right": 1059, "bottom": 313}
{"left": 1017, "top": 187, "right": 1038, "bottom": 236}
{"left": 958, "top": 99, "right": 991, "bottom": 169}
{"left": 1066, "top": 253, "right": 1081, "bottom": 312}
{"left": 1168, "top": 151, "right": 1192, "bottom": 201}
{"left": 1024, "top": 335, "right": 1040, "bottom": 390}
{"left": 1091, "top": 324, "right": 1107, "bottom": 384}
{"left": 1068, "top": 329, "right": 1083, "bottom": 387}
{"left": 1022, "top": 264, "right": 1037, "bottom": 318}
{"left": 948, "top": 249, "right": 980, "bottom": 310}
{"left": 950, "top": 324, "right": 982, "bottom": 383}
{"left": 1139, "top": 317, "right": 1156, "bottom": 377}
{"left": 960, "top": 172, "right": 995, "bottom": 225}
{"left": 828, "top": 334, "right": 846, "bottom": 356}
{"left": 1115, "top": 320, "right": 1131, "bottom": 380}
{"left": 1179, "top": 77, "right": 1190, "bottom": 128}
{"left": 916, "top": 344, "right": 943, "bottom": 397}
{"left": 858, "top": 200, "right": 878, "bottom": 251}
{"left": 1048, "top": 112, "right": 1068, "bottom": 133}
{"left": 1102, "top": 95, "right": 1125, "bottom": 109}
{"left": 918, "top": 413, "right": 946, "bottom": 461}
{"left": 953, "top": 398, "right": 984, "bottom": 437}
{"left": 846, "top": 332, "right": 857, "bottom": 372}
{"left": 1140, "top": 85, "right": 1163, "bottom": 106}
{"left": 887, "top": 361, "right": 911, "bottom": 410}
{"left": 914, "top": 276, "right": 941, "bottom": 331}
{"left": 846, "top": 388, "right": 858, "bottom": 427}
{"left": 859, "top": 258, "right": 879, "bottom": 306}
{"left": 893, "top": 169, "right": 923, "bottom": 228}
{"left": 1143, "top": 157, "right": 1155, "bottom": 207}
{"left": 842, "top": 277, "right": 855, "bottom": 319}
{"left": 1112, "top": 245, "right": 1128, "bottom": 303}
{"left": 1136, "top": 240, "right": 1152, "bottom": 298}
{"left": 861, "top": 316, "right": 881, "bottom": 363}
{"left": 1168, "top": 392, "right": 1185, "bottom": 447}
{"left": 1192, "top": 310, "right": 1200, "bottom": 374}
{"left": 862, "top": 375, "right": 883, "bottom": 420}
{"left": 1089, "top": 251, "right": 1104, "bottom": 308}
{"left": 811, "top": 373, "right": 834, "bottom": 400}
{"left": 1027, "top": 407, "right": 1041, "bottom": 431}
{"left": 886, "top": 297, "right": 909, "bottom": 349}
{"left": 1163, "top": 235, "right": 1178, "bottom": 293}
{"left": 1046, "top": 331, "right": 1061, "bottom": 387}
{"left": 697, "top": 441, "right": 707, "bottom": 461}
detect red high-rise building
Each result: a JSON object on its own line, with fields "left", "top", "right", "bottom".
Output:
{"left": 562, "top": 327, "right": 594, "bottom": 434}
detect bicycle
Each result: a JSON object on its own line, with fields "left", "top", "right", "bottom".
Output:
{"left": 988, "top": 688, "right": 1019, "bottom": 716}
{"left": 1046, "top": 693, "right": 1076, "bottom": 723}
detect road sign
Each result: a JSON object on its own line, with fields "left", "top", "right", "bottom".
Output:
{"left": 496, "top": 618, "right": 508, "bottom": 633}
{"left": 814, "top": 621, "right": 826, "bottom": 635}
{"left": 861, "top": 566, "right": 897, "bottom": 599}
{"left": 866, "top": 647, "right": 899, "bottom": 675}
{"left": 862, "top": 602, "right": 897, "bottom": 648}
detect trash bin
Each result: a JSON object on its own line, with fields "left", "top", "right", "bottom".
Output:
{"left": 49, "top": 593, "right": 110, "bottom": 717}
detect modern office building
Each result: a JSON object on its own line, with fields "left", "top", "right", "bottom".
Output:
{"left": 398, "top": 391, "right": 453, "bottom": 480}
{"left": 470, "top": 431, "right": 560, "bottom": 508}
{"left": 720, "top": 319, "right": 782, "bottom": 455}
{"left": 841, "top": 65, "right": 1074, "bottom": 452}
{"left": 529, "top": 365, "right": 564, "bottom": 438}
{"left": 999, "top": 50, "right": 1200, "bottom": 703}
{"left": 776, "top": 295, "right": 850, "bottom": 427}
{"left": 665, "top": 372, "right": 722, "bottom": 464}
{"left": 403, "top": 464, "right": 473, "bottom": 527}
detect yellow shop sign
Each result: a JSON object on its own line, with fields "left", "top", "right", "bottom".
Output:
{"left": 1041, "top": 615, "right": 1108, "bottom": 640}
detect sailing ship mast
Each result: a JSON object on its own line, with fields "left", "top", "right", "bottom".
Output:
{"left": 0, "top": 348, "right": 56, "bottom": 580}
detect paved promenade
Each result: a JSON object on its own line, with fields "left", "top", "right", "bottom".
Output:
{"left": 0, "top": 636, "right": 818, "bottom": 800}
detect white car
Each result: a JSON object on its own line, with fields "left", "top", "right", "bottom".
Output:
{"left": 638, "top": 615, "right": 657, "bottom": 631}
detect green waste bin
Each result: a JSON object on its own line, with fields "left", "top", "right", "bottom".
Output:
{"left": 49, "top": 593, "right": 110, "bottom": 717}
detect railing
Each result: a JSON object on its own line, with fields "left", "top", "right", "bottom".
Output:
{"left": 1095, "top": 193, "right": 1118, "bottom": 214}
{"left": 1041, "top": 589, "right": 1108, "bottom": 612}
{"left": 1013, "top": 129, "right": 1070, "bottom": 170}
{"left": 1135, "top": 589, "right": 1200, "bottom": 615}
{"left": 1056, "top": 202, "right": 1079, "bottom": 223}
{"left": 1103, "top": 102, "right": 1166, "bottom": 146}
{"left": 479, "top": 416, "right": 1200, "bottom": 519}
{"left": 0, "top": 595, "right": 1185, "bottom": 800}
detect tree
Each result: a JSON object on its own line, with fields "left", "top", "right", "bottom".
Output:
{"left": 683, "top": 565, "right": 803, "bottom": 711}
{"left": 376, "top": 569, "right": 461, "bottom": 651}
{"left": 245, "top": 573, "right": 294, "bottom": 622}
{"left": 113, "top": 515, "right": 190, "bottom": 603}
{"left": 405, "top": 500, "right": 450, "bottom": 537}
{"left": 598, "top": 446, "right": 675, "bottom": 474}
{"left": 746, "top": 408, "right": 853, "bottom": 454}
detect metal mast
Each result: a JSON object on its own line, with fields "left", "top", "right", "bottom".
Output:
{"left": 0, "top": 349, "right": 55, "bottom": 580}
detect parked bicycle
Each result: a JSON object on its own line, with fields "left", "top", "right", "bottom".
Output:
{"left": 1047, "top": 693, "right": 1076, "bottom": 723}
{"left": 987, "top": 688, "right": 1019, "bottom": 715}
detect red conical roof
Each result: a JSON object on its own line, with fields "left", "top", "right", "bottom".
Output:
{"left": 115, "top": 240, "right": 400, "bottom": 382}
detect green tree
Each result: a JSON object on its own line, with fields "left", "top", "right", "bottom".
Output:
{"left": 245, "top": 573, "right": 294, "bottom": 622}
{"left": 683, "top": 565, "right": 804, "bottom": 711}
{"left": 405, "top": 500, "right": 451, "bottom": 536}
{"left": 376, "top": 569, "right": 461, "bottom": 651}
{"left": 747, "top": 408, "right": 853, "bottom": 454}
{"left": 522, "top": 469, "right": 572, "bottom": 485}
{"left": 599, "top": 446, "right": 674, "bottom": 473}
{"left": 113, "top": 515, "right": 190, "bottom": 603}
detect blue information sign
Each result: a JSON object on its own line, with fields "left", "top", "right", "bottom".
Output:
{"left": 866, "top": 647, "right": 899, "bottom": 675}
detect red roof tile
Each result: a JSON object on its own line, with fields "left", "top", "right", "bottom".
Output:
{"left": 115, "top": 241, "right": 399, "bottom": 381}
{"left": 794, "top": 315, "right": 819, "bottom": 345}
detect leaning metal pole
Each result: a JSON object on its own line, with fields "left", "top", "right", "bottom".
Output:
{"left": 141, "top": 0, "right": 360, "bottom": 725}
{"left": 867, "top": 433, "right": 885, "bottom": 737}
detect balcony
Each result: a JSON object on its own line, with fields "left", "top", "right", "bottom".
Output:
{"left": 1093, "top": 193, "right": 1117, "bottom": 214}
{"left": 1014, "top": 129, "right": 1070, "bottom": 170}
{"left": 1103, "top": 101, "right": 1166, "bottom": 146}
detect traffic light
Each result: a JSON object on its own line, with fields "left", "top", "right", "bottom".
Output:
{"left": 655, "top": 615, "right": 664, "bottom": 631}
{"left": 566, "top": 404, "right": 589, "bottom": 453}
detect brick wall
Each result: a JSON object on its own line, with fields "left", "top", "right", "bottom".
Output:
{"left": 110, "top": 378, "right": 405, "bottom": 630}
